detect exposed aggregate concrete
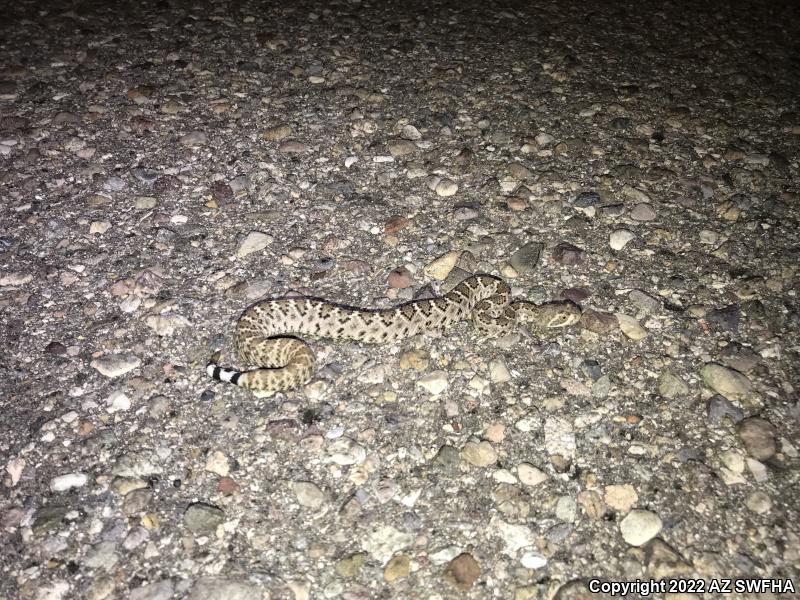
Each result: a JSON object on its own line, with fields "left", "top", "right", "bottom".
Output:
{"left": 1, "top": 0, "right": 798, "bottom": 598}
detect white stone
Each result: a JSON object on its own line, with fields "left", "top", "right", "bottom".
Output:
{"left": 50, "top": 473, "right": 89, "bottom": 492}
{"left": 619, "top": 509, "right": 662, "bottom": 546}
{"left": 416, "top": 371, "right": 448, "bottom": 395}
{"left": 609, "top": 229, "right": 635, "bottom": 250}
{"left": 236, "top": 231, "right": 273, "bottom": 258}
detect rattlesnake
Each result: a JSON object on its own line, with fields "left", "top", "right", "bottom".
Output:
{"left": 207, "top": 274, "right": 581, "bottom": 394}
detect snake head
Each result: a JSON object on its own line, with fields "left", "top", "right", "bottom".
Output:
{"left": 540, "top": 301, "right": 582, "bottom": 328}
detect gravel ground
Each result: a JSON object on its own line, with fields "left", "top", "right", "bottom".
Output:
{"left": 1, "top": 0, "right": 799, "bottom": 598}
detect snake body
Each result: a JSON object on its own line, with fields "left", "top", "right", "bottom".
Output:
{"left": 207, "top": 275, "right": 581, "bottom": 393}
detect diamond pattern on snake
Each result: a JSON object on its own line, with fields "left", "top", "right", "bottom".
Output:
{"left": 207, "top": 274, "right": 581, "bottom": 394}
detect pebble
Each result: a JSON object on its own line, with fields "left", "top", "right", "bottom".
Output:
{"left": 417, "top": 371, "right": 448, "bottom": 395}
{"left": 461, "top": 441, "right": 497, "bottom": 467}
{"left": 628, "top": 289, "right": 660, "bottom": 314}
{"left": 401, "top": 124, "right": 422, "bottom": 140}
{"left": 630, "top": 203, "right": 657, "bottom": 221}
{"left": 335, "top": 552, "right": 367, "bottom": 577}
{"left": 361, "top": 525, "right": 412, "bottom": 564}
{"left": 106, "top": 390, "right": 131, "bottom": 413}
{"left": 707, "top": 395, "right": 744, "bottom": 425}
{"left": 573, "top": 191, "right": 601, "bottom": 217}
{"left": 520, "top": 552, "right": 547, "bottom": 569}
{"left": 544, "top": 417, "right": 576, "bottom": 460}
{"left": 581, "top": 309, "right": 619, "bottom": 334}
{"left": 324, "top": 437, "right": 366, "bottom": 465}
{"left": 204, "top": 451, "right": 230, "bottom": 477}
{"left": 423, "top": 251, "right": 459, "bottom": 280}
{"left": 490, "top": 517, "right": 536, "bottom": 554}
{"left": 619, "top": 509, "right": 662, "bottom": 546}
{"left": 551, "top": 242, "right": 586, "bottom": 266}
{"left": 736, "top": 417, "right": 777, "bottom": 460}
{"left": 292, "top": 481, "right": 326, "bottom": 508}
{"left": 699, "top": 363, "right": 752, "bottom": 399}
{"left": 435, "top": 178, "right": 458, "bottom": 197}
{"left": 609, "top": 229, "right": 635, "bottom": 250}
{"left": 278, "top": 140, "right": 310, "bottom": 154}
{"left": 443, "top": 553, "right": 480, "bottom": 591}
{"left": 263, "top": 124, "right": 292, "bottom": 141}
{"left": 658, "top": 371, "right": 689, "bottom": 398}
{"left": 705, "top": 304, "right": 740, "bottom": 332}
{"left": 745, "top": 491, "right": 772, "bottom": 514}
{"left": 399, "top": 349, "right": 430, "bottom": 371}
{"left": 186, "top": 578, "right": 261, "bottom": 600}
{"left": 384, "top": 554, "right": 411, "bottom": 582}
{"left": 433, "top": 445, "right": 460, "bottom": 469}
{"left": 718, "top": 342, "right": 760, "bottom": 373}
{"left": 49, "top": 472, "right": 88, "bottom": 492}
{"left": 616, "top": 313, "right": 648, "bottom": 340}
{"left": 184, "top": 502, "right": 225, "bottom": 534}
{"left": 90, "top": 354, "right": 141, "bottom": 378}
{"left": 236, "top": 231, "right": 273, "bottom": 258}
{"left": 387, "top": 139, "right": 416, "bottom": 156}
{"left": 604, "top": 484, "right": 638, "bottom": 512}
{"left": 509, "top": 241, "right": 543, "bottom": 274}
{"left": 145, "top": 313, "right": 190, "bottom": 336}
{"left": 84, "top": 541, "right": 120, "bottom": 569}
{"left": 179, "top": 131, "right": 207, "bottom": 146}
{"left": 622, "top": 185, "right": 651, "bottom": 203}
{"left": 129, "top": 580, "right": 174, "bottom": 600}
{"left": 488, "top": 359, "right": 511, "bottom": 383}
{"left": 387, "top": 266, "right": 412, "bottom": 288}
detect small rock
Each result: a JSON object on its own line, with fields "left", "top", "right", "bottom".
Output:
{"left": 509, "top": 242, "right": 543, "bottom": 274}
{"left": 488, "top": 359, "right": 511, "bottom": 383}
{"left": 325, "top": 437, "right": 366, "bottom": 465}
{"left": 90, "top": 354, "right": 141, "bottom": 378}
{"left": 179, "top": 131, "right": 207, "bottom": 146}
{"left": 204, "top": 451, "right": 230, "bottom": 477}
{"left": 433, "top": 445, "right": 460, "bottom": 469}
{"left": 699, "top": 363, "right": 751, "bottom": 399}
{"left": 619, "top": 509, "right": 662, "bottom": 546}
{"left": 362, "top": 525, "right": 412, "bottom": 564}
{"left": 292, "top": 481, "right": 325, "bottom": 509}
{"left": 435, "top": 178, "right": 458, "bottom": 197}
{"left": 658, "top": 372, "right": 689, "bottom": 398}
{"left": 384, "top": 554, "right": 411, "bottom": 582}
{"left": 745, "top": 491, "right": 772, "bottom": 514}
{"left": 616, "top": 314, "right": 647, "bottom": 340}
{"left": 423, "top": 251, "right": 460, "bottom": 280}
{"left": 129, "top": 579, "right": 174, "bottom": 600}
{"left": 84, "top": 541, "right": 119, "bottom": 569}
{"left": 417, "top": 371, "right": 448, "bottom": 395}
{"left": 278, "top": 140, "right": 309, "bottom": 154}
{"left": 49, "top": 473, "right": 89, "bottom": 492}
{"left": 630, "top": 203, "right": 657, "bottom": 221}
{"left": 387, "top": 267, "right": 412, "bottom": 289}
{"left": 737, "top": 417, "right": 777, "bottom": 460}
{"left": 604, "top": 484, "right": 638, "bottom": 512}
{"left": 263, "top": 124, "right": 292, "bottom": 141}
{"left": 443, "top": 553, "right": 480, "bottom": 591}
{"left": 628, "top": 289, "right": 660, "bottom": 314}
{"left": 461, "top": 441, "right": 497, "bottom": 467}
{"left": 580, "top": 309, "right": 619, "bottom": 334}
{"left": 705, "top": 304, "right": 740, "bottom": 332}
{"left": 236, "top": 231, "right": 273, "bottom": 258}
{"left": 399, "top": 349, "right": 430, "bottom": 371}
{"left": 718, "top": 342, "right": 760, "bottom": 373}
{"left": 387, "top": 139, "right": 416, "bottom": 156}
{"left": 106, "top": 390, "right": 131, "bottom": 413}
{"left": 551, "top": 242, "right": 586, "bottom": 266}
{"left": 335, "top": 552, "right": 367, "bottom": 577}
{"left": 520, "top": 552, "right": 547, "bottom": 569}
{"left": 184, "top": 502, "right": 224, "bottom": 534}
{"left": 186, "top": 578, "right": 261, "bottom": 600}
{"left": 707, "top": 395, "right": 744, "bottom": 425}
{"left": 609, "top": 229, "right": 636, "bottom": 250}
